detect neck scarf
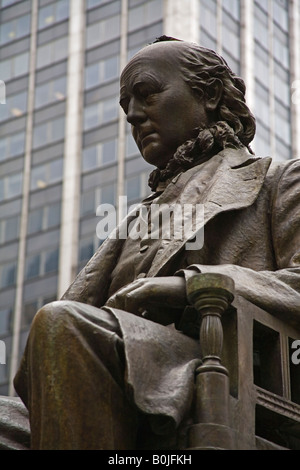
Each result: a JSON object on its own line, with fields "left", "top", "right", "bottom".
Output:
{"left": 148, "top": 121, "right": 249, "bottom": 191}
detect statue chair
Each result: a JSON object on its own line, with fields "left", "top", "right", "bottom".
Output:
{"left": 184, "top": 273, "right": 300, "bottom": 450}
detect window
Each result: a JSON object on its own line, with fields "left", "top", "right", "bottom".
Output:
{"left": 0, "top": 0, "right": 22, "bottom": 7}
{"left": 125, "top": 171, "right": 149, "bottom": 204}
{"left": 199, "top": 0, "right": 217, "bottom": 50}
{"left": 80, "top": 189, "right": 95, "bottom": 216}
{"left": 30, "top": 158, "right": 63, "bottom": 190}
{"left": 22, "top": 294, "right": 57, "bottom": 328}
{"left": 35, "top": 76, "right": 66, "bottom": 108}
{"left": 86, "top": 15, "right": 120, "bottom": 49}
{"left": 0, "top": 215, "right": 20, "bottom": 244}
{"left": 273, "top": 26, "right": 289, "bottom": 68}
{"left": 47, "top": 202, "right": 61, "bottom": 228}
{"left": 25, "top": 248, "right": 59, "bottom": 280}
{"left": 256, "top": 0, "right": 269, "bottom": 12}
{"left": 0, "top": 14, "right": 31, "bottom": 45}
{"left": 0, "top": 172, "right": 23, "bottom": 202}
{"left": 22, "top": 300, "right": 38, "bottom": 328}
{"left": 126, "top": 133, "right": 139, "bottom": 158}
{"left": 222, "top": 0, "right": 240, "bottom": 20}
{"left": 0, "top": 131, "right": 25, "bottom": 161}
{"left": 274, "top": 100, "right": 291, "bottom": 145}
{"left": 1, "top": 52, "right": 29, "bottom": 82}
{"left": 0, "top": 308, "right": 12, "bottom": 336}
{"left": 85, "top": 55, "right": 119, "bottom": 89}
{"left": 44, "top": 248, "right": 59, "bottom": 274}
{"left": 199, "top": 0, "right": 217, "bottom": 38}
{"left": 28, "top": 207, "right": 43, "bottom": 233}
{"left": 36, "top": 36, "right": 68, "bottom": 69}
{"left": 0, "top": 90, "right": 27, "bottom": 122}
{"left": 78, "top": 235, "right": 102, "bottom": 264}
{"left": 128, "top": 0, "right": 163, "bottom": 32}
{"left": 78, "top": 236, "right": 95, "bottom": 262}
{"left": 82, "top": 139, "right": 117, "bottom": 171}
{"left": 0, "top": 261, "right": 17, "bottom": 289}
{"left": 126, "top": 174, "right": 141, "bottom": 203}
{"left": 83, "top": 97, "right": 118, "bottom": 130}
{"left": 80, "top": 183, "right": 116, "bottom": 216}
{"left": 222, "top": 11, "right": 240, "bottom": 61}
{"left": 255, "top": 80, "right": 270, "bottom": 126}
{"left": 101, "top": 184, "right": 115, "bottom": 206}
{"left": 38, "top": 0, "right": 69, "bottom": 30}
{"left": 254, "top": 4, "right": 269, "bottom": 46}
{"left": 275, "top": 138, "right": 291, "bottom": 161}
{"left": 254, "top": 43, "right": 269, "bottom": 81}
{"left": 274, "top": 63, "right": 290, "bottom": 106}
{"left": 273, "top": 0, "right": 289, "bottom": 31}
{"left": 27, "top": 202, "right": 61, "bottom": 234}
{"left": 86, "top": 0, "right": 110, "bottom": 8}
{"left": 199, "top": 31, "right": 217, "bottom": 51}
{"left": 25, "top": 253, "right": 40, "bottom": 279}
{"left": 253, "top": 121, "right": 270, "bottom": 157}
{"left": 33, "top": 116, "right": 65, "bottom": 148}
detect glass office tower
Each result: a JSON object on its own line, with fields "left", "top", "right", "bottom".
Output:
{"left": 0, "top": 0, "right": 299, "bottom": 395}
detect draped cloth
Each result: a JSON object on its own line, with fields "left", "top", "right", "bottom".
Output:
{"left": 12, "top": 302, "right": 201, "bottom": 449}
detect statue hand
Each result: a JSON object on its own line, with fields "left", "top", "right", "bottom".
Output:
{"left": 105, "top": 276, "right": 187, "bottom": 325}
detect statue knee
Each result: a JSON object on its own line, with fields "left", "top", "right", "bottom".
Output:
{"left": 31, "top": 300, "right": 74, "bottom": 333}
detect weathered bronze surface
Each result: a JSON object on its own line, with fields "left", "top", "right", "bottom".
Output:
{"left": 1, "top": 36, "right": 300, "bottom": 450}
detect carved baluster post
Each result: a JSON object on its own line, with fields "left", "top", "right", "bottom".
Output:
{"left": 186, "top": 273, "right": 236, "bottom": 450}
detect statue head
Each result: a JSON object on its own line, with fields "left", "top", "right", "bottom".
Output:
{"left": 120, "top": 36, "right": 256, "bottom": 186}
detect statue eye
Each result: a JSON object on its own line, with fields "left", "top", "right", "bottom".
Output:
{"left": 137, "top": 85, "right": 152, "bottom": 99}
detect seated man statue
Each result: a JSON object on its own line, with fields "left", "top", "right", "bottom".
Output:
{"left": 0, "top": 36, "right": 300, "bottom": 450}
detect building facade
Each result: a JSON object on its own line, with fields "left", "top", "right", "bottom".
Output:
{"left": 0, "top": 0, "right": 299, "bottom": 395}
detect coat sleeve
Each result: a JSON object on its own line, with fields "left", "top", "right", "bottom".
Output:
{"left": 178, "top": 159, "right": 300, "bottom": 327}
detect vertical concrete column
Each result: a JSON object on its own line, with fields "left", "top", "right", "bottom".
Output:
{"left": 240, "top": 0, "right": 255, "bottom": 113}
{"left": 163, "top": 0, "right": 199, "bottom": 43}
{"left": 216, "top": 0, "right": 223, "bottom": 55}
{"left": 9, "top": 0, "right": 39, "bottom": 395}
{"left": 57, "top": 0, "right": 85, "bottom": 297}
{"left": 116, "top": 0, "right": 128, "bottom": 223}
{"left": 268, "top": 0, "right": 276, "bottom": 158}
{"left": 290, "top": 0, "right": 300, "bottom": 159}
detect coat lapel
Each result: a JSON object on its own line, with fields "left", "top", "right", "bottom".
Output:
{"left": 147, "top": 148, "right": 272, "bottom": 277}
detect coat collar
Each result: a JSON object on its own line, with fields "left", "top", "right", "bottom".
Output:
{"left": 147, "top": 148, "right": 272, "bottom": 277}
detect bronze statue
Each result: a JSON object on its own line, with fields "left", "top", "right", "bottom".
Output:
{"left": 1, "top": 36, "right": 300, "bottom": 450}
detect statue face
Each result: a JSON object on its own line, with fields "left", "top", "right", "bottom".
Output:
{"left": 120, "top": 43, "right": 212, "bottom": 169}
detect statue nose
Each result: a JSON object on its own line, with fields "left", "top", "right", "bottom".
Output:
{"left": 126, "top": 97, "right": 147, "bottom": 126}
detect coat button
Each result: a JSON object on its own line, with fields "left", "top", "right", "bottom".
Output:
{"left": 140, "top": 245, "right": 149, "bottom": 253}
{"left": 137, "top": 272, "right": 146, "bottom": 279}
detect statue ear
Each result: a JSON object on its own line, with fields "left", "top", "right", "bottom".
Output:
{"left": 204, "top": 78, "right": 223, "bottom": 112}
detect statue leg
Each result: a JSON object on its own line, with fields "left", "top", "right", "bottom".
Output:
{"left": 0, "top": 396, "right": 30, "bottom": 450}
{"left": 14, "top": 300, "right": 139, "bottom": 450}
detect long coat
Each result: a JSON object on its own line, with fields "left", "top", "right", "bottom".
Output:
{"left": 60, "top": 147, "right": 300, "bottom": 434}
{"left": 63, "top": 147, "right": 300, "bottom": 321}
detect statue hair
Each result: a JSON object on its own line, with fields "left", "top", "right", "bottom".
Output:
{"left": 151, "top": 36, "right": 256, "bottom": 151}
